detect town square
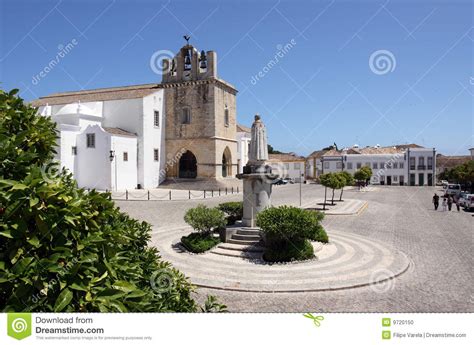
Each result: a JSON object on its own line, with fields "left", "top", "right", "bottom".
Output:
{"left": 0, "top": 0, "right": 473, "bottom": 343}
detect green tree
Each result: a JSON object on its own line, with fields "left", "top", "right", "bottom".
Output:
{"left": 320, "top": 173, "right": 345, "bottom": 207}
{"left": 267, "top": 144, "right": 284, "bottom": 154}
{"left": 0, "top": 89, "right": 224, "bottom": 312}
{"left": 338, "top": 171, "right": 354, "bottom": 201}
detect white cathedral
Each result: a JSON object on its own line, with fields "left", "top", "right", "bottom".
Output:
{"left": 32, "top": 41, "right": 251, "bottom": 191}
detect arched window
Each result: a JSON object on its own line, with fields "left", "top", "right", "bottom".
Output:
{"left": 222, "top": 147, "right": 232, "bottom": 177}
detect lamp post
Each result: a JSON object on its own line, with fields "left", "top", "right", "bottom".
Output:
{"left": 109, "top": 150, "right": 117, "bottom": 191}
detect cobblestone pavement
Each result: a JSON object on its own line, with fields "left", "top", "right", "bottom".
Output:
{"left": 116, "top": 184, "right": 474, "bottom": 312}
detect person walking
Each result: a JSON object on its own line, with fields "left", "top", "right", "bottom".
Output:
{"left": 432, "top": 193, "right": 439, "bottom": 210}
{"left": 455, "top": 198, "right": 461, "bottom": 212}
{"left": 447, "top": 195, "right": 453, "bottom": 211}
{"left": 442, "top": 197, "right": 447, "bottom": 211}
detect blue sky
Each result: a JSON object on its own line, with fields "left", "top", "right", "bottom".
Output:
{"left": 1, "top": 0, "right": 472, "bottom": 156}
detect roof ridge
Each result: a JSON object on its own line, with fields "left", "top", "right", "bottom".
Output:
{"left": 41, "top": 83, "right": 160, "bottom": 99}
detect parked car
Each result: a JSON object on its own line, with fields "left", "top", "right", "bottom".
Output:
{"left": 441, "top": 180, "right": 448, "bottom": 189}
{"left": 283, "top": 178, "right": 295, "bottom": 184}
{"left": 458, "top": 192, "right": 471, "bottom": 207}
{"left": 445, "top": 183, "right": 461, "bottom": 196}
{"left": 463, "top": 195, "right": 474, "bottom": 210}
{"left": 273, "top": 178, "right": 288, "bottom": 185}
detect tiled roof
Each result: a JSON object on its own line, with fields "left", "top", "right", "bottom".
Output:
{"left": 268, "top": 153, "right": 305, "bottom": 162}
{"left": 322, "top": 149, "right": 342, "bottom": 157}
{"left": 436, "top": 155, "right": 471, "bottom": 168}
{"left": 31, "top": 83, "right": 161, "bottom": 106}
{"left": 236, "top": 124, "right": 251, "bottom": 133}
{"left": 103, "top": 127, "right": 137, "bottom": 137}
{"left": 307, "top": 150, "right": 327, "bottom": 159}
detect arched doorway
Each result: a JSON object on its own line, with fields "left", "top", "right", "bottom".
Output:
{"left": 179, "top": 150, "right": 197, "bottom": 178}
{"left": 222, "top": 147, "right": 232, "bottom": 177}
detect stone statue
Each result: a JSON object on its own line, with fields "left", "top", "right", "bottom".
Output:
{"left": 248, "top": 114, "right": 268, "bottom": 163}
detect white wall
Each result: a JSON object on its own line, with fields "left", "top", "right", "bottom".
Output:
{"left": 236, "top": 131, "right": 250, "bottom": 173}
{"left": 269, "top": 161, "right": 305, "bottom": 182}
{"left": 111, "top": 135, "right": 138, "bottom": 190}
{"left": 58, "top": 125, "right": 80, "bottom": 175}
{"left": 76, "top": 125, "right": 111, "bottom": 190}
{"left": 142, "top": 91, "right": 165, "bottom": 188}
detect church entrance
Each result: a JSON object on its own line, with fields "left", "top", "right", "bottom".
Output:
{"left": 179, "top": 150, "right": 197, "bottom": 178}
{"left": 222, "top": 147, "right": 232, "bottom": 177}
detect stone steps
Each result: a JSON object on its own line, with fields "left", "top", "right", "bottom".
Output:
{"left": 218, "top": 242, "right": 264, "bottom": 252}
{"left": 235, "top": 228, "right": 261, "bottom": 236}
{"left": 227, "top": 238, "right": 261, "bottom": 245}
{"left": 232, "top": 233, "right": 261, "bottom": 241}
{"left": 210, "top": 247, "right": 263, "bottom": 259}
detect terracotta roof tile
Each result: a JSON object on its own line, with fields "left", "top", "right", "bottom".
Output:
{"left": 268, "top": 153, "right": 305, "bottom": 162}
{"left": 103, "top": 127, "right": 137, "bottom": 137}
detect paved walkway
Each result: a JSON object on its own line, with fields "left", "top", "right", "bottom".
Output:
{"left": 151, "top": 227, "right": 410, "bottom": 293}
{"left": 302, "top": 198, "right": 368, "bottom": 215}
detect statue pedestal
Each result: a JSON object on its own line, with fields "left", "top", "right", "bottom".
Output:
{"left": 237, "top": 167, "right": 274, "bottom": 227}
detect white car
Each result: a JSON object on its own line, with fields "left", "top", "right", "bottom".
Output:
{"left": 464, "top": 195, "right": 474, "bottom": 210}
{"left": 445, "top": 183, "right": 461, "bottom": 196}
{"left": 458, "top": 192, "right": 471, "bottom": 207}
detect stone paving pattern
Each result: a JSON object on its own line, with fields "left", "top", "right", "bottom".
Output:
{"left": 116, "top": 184, "right": 474, "bottom": 312}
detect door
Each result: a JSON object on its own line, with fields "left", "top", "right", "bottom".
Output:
{"left": 179, "top": 151, "right": 197, "bottom": 178}
{"left": 410, "top": 174, "right": 416, "bottom": 186}
{"left": 399, "top": 175, "right": 404, "bottom": 186}
{"left": 387, "top": 176, "right": 392, "bottom": 185}
{"left": 427, "top": 173, "right": 433, "bottom": 186}
{"left": 418, "top": 173, "right": 424, "bottom": 186}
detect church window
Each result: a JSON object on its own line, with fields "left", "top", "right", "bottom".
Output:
{"left": 123, "top": 152, "right": 128, "bottom": 162}
{"left": 154, "top": 110, "right": 160, "bottom": 127}
{"left": 154, "top": 149, "right": 159, "bottom": 161}
{"left": 224, "top": 108, "right": 229, "bottom": 127}
{"left": 182, "top": 108, "right": 191, "bottom": 124}
{"left": 86, "top": 133, "right": 95, "bottom": 148}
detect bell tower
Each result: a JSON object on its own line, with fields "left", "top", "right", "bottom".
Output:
{"left": 160, "top": 37, "right": 238, "bottom": 184}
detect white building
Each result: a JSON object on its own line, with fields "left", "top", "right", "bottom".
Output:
{"left": 32, "top": 41, "right": 253, "bottom": 191}
{"left": 268, "top": 153, "right": 306, "bottom": 182}
{"left": 319, "top": 144, "right": 437, "bottom": 186}
{"left": 236, "top": 124, "right": 251, "bottom": 174}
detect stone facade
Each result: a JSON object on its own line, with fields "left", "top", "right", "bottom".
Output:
{"left": 162, "top": 44, "right": 238, "bottom": 181}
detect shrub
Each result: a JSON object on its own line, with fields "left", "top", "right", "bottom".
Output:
{"left": 257, "top": 206, "right": 327, "bottom": 262}
{"left": 307, "top": 224, "right": 329, "bottom": 243}
{"left": 0, "top": 89, "right": 224, "bottom": 312}
{"left": 184, "top": 205, "right": 226, "bottom": 234}
{"left": 263, "top": 239, "right": 314, "bottom": 262}
{"left": 217, "top": 201, "right": 243, "bottom": 225}
{"left": 181, "top": 233, "right": 220, "bottom": 253}
{"left": 256, "top": 206, "right": 318, "bottom": 242}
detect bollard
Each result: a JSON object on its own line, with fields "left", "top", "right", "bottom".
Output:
{"left": 169, "top": 190, "right": 171, "bottom": 200}
{"left": 232, "top": 187, "right": 234, "bottom": 194}
{"left": 211, "top": 190, "right": 214, "bottom": 197}
{"left": 189, "top": 190, "right": 191, "bottom": 199}
{"left": 219, "top": 188, "right": 221, "bottom": 196}
{"left": 204, "top": 190, "right": 206, "bottom": 199}
{"left": 126, "top": 190, "right": 128, "bottom": 200}
{"left": 147, "top": 190, "right": 150, "bottom": 200}
{"left": 225, "top": 187, "right": 227, "bottom": 195}
{"left": 237, "top": 186, "right": 239, "bottom": 193}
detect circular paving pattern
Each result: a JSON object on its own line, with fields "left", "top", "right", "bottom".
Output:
{"left": 152, "top": 227, "right": 410, "bottom": 293}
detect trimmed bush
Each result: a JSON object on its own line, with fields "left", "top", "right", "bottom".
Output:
{"left": 0, "top": 89, "right": 225, "bottom": 312}
{"left": 257, "top": 206, "right": 327, "bottom": 262}
{"left": 308, "top": 224, "right": 329, "bottom": 243}
{"left": 184, "top": 205, "right": 226, "bottom": 234}
{"left": 263, "top": 239, "right": 314, "bottom": 262}
{"left": 217, "top": 201, "right": 243, "bottom": 225}
{"left": 181, "top": 233, "right": 220, "bottom": 253}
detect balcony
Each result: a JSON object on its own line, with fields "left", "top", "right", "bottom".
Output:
{"left": 410, "top": 165, "right": 416, "bottom": 170}
{"left": 417, "top": 165, "right": 426, "bottom": 170}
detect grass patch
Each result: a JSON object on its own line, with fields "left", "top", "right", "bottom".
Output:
{"left": 181, "top": 232, "right": 221, "bottom": 253}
